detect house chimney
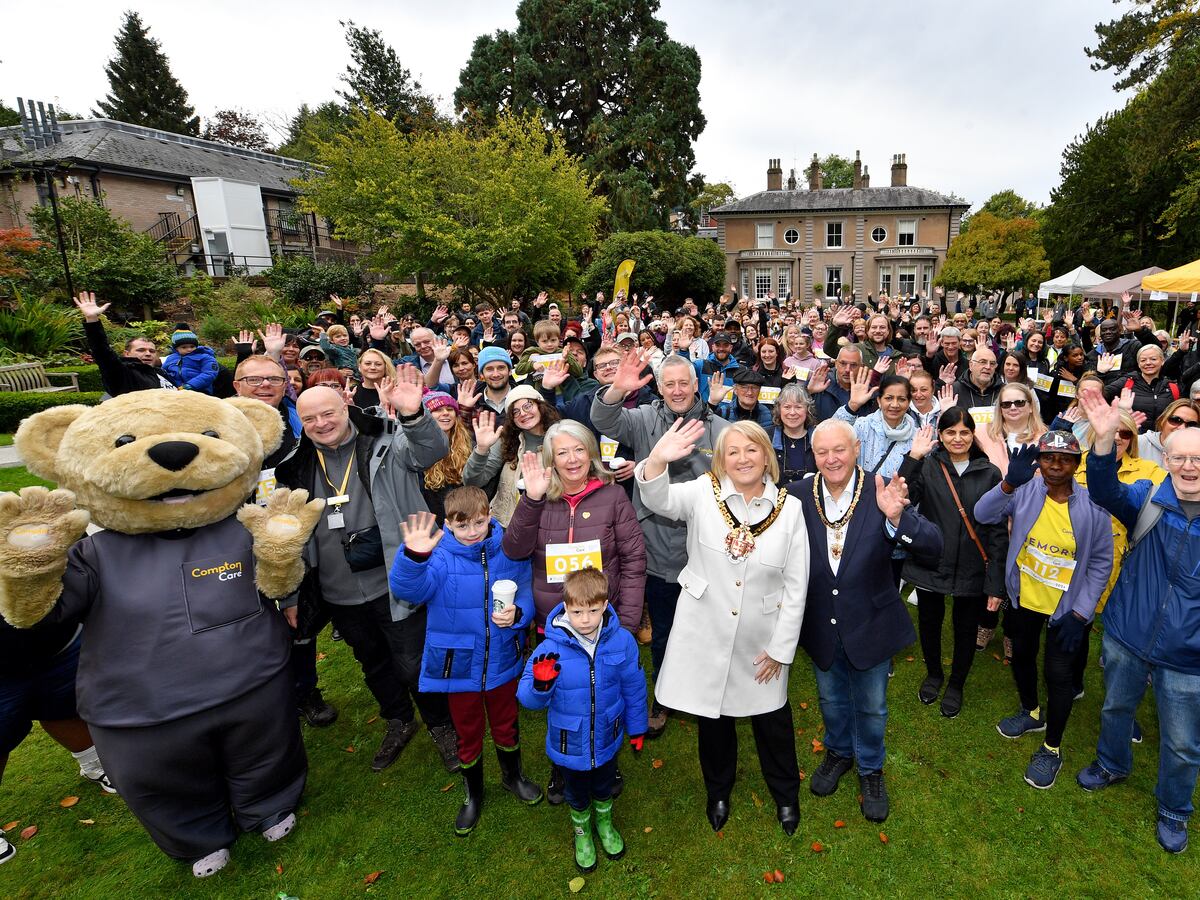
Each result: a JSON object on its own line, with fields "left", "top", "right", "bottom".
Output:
{"left": 890, "top": 153, "right": 908, "bottom": 187}
{"left": 786, "top": 168, "right": 797, "bottom": 190}
{"left": 806, "top": 153, "right": 822, "bottom": 191}
{"left": 767, "top": 158, "right": 783, "bottom": 191}
{"left": 852, "top": 150, "right": 863, "bottom": 190}
{"left": 862, "top": 165, "right": 870, "bottom": 188}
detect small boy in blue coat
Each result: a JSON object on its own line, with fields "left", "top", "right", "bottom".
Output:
{"left": 162, "top": 328, "right": 220, "bottom": 394}
{"left": 390, "top": 487, "right": 541, "bottom": 836}
{"left": 518, "top": 567, "right": 648, "bottom": 873}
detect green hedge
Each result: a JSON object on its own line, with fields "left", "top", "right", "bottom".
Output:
{"left": 0, "top": 392, "right": 103, "bottom": 432}
{"left": 46, "top": 358, "right": 239, "bottom": 394}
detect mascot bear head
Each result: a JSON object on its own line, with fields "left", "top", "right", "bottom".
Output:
{"left": 15, "top": 391, "right": 283, "bottom": 534}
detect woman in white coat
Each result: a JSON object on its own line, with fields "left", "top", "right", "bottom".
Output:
{"left": 636, "top": 419, "right": 809, "bottom": 836}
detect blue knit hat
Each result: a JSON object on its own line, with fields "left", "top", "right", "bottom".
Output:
{"left": 478, "top": 346, "right": 512, "bottom": 371}
{"left": 172, "top": 329, "right": 199, "bottom": 348}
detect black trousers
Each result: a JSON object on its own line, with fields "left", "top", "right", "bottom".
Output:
{"left": 89, "top": 666, "right": 306, "bottom": 861}
{"left": 306, "top": 596, "right": 449, "bottom": 727}
{"left": 1005, "top": 604, "right": 1076, "bottom": 747}
{"left": 916, "top": 590, "right": 984, "bottom": 688}
{"left": 697, "top": 702, "right": 800, "bottom": 808}
{"left": 1070, "top": 620, "right": 1095, "bottom": 694}
{"left": 561, "top": 758, "right": 618, "bottom": 811}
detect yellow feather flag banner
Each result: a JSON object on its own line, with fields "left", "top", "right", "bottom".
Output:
{"left": 613, "top": 259, "right": 636, "bottom": 300}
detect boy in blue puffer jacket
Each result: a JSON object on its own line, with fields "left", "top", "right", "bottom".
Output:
{"left": 162, "top": 327, "right": 220, "bottom": 394}
{"left": 390, "top": 487, "right": 541, "bottom": 836}
{"left": 518, "top": 568, "right": 648, "bottom": 873}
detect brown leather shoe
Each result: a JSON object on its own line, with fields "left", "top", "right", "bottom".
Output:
{"left": 636, "top": 610, "right": 652, "bottom": 646}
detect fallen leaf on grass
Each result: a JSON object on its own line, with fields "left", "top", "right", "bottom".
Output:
{"left": 716, "top": 830, "right": 725, "bottom": 838}
{"left": 905, "top": 656, "right": 914, "bottom": 662}
{"left": 316, "top": 651, "right": 327, "bottom": 661}
{"left": 879, "top": 832, "right": 889, "bottom": 843}
{"left": 763, "top": 871, "right": 774, "bottom": 884}
{"left": 643, "top": 826, "right": 652, "bottom": 833}
{"left": 344, "top": 746, "right": 355, "bottom": 753}
{"left": 774, "top": 869, "right": 785, "bottom": 883}
{"left": 59, "top": 796, "right": 80, "bottom": 808}
{"left": 1017, "top": 807, "right": 1025, "bottom": 813}
{"left": 364, "top": 870, "right": 384, "bottom": 884}
{"left": 751, "top": 790, "right": 763, "bottom": 808}
{"left": 799, "top": 702, "right": 808, "bottom": 710}
{"left": 992, "top": 653, "right": 1002, "bottom": 662}
{"left": 568, "top": 876, "right": 586, "bottom": 893}
{"left": 20, "top": 825, "right": 38, "bottom": 840}
{"left": 2, "top": 821, "right": 17, "bottom": 832}
{"left": 811, "top": 738, "right": 825, "bottom": 753}
{"left": 797, "top": 770, "right": 806, "bottom": 781}
{"left": 367, "top": 715, "right": 379, "bottom": 725}
{"left": 651, "top": 759, "right": 663, "bottom": 769}
{"left": 834, "top": 820, "right": 846, "bottom": 828}
{"left": 440, "top": 782, "right": 455, "bottom": 793}
{"left": 78, "top": 819, "right": 95, "bottom": 826}
{"left": 811, "top": 841, "right": 824, "bottom": 853}
{"left": 276, "top": 864, "right": 284, "bottom": 874}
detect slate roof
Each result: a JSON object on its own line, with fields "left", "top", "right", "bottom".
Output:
{"left": 0, "top": 119, "right": 314, "bottom": 194}
{"left": 713, "top": 185, "right": 969, "bottom": 216}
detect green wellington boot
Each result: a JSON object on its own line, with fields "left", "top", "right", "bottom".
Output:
{"left": 592, "top": 798, "right": 625, "bottom": 860}
{"left": 569, "top": 807, "right": 598, "bottom": 873}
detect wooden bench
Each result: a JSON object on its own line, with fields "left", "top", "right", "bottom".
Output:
{"left": 0, "top": 362, "right": 80, "bottom": 393}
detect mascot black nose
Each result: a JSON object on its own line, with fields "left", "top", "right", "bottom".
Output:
{"left": 147, "top": 440, "right": 200, "bottom": 471}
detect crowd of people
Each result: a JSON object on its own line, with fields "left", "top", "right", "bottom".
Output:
{"left": 3, "top": 283, "right": 1199, "bottom": 875}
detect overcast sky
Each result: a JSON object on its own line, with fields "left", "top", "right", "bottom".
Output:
{"left": 3, "top": 0, "right": 1130, "bottom": 210}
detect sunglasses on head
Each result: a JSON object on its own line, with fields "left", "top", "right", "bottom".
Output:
{"left": 1167, "top": 415, "right": 1200, "bottom": 429}
{"left": 999, "top": 399, "right": 1028, "bottom": 409}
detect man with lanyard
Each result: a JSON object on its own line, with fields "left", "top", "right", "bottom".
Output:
{"left": 74, "top": 292, "right": 176, "bottom": 395}
{"left": 798, "top": 419, "right": 942, "bottom": 823}
{"left": 276, "top": 374, "right": 460, "bottom": 774}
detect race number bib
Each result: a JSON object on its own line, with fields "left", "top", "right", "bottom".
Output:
{"left": 599, "top": 435, "right": 619, "bottom": 463}
{"left": 255, "top": 467, "right": 278, "bottom": 507}
{"left": 1031, "top": 372, "right": 1054, "bottom": 393}
{"left": 968, "top": 406, "right": 995, "bottom": 425}
{"left": 1056, "top": 382, "right": 1076, "bottom": 398}
{"left": 759, "top": 386, "right": 781, "bottom": 405}
{"left": 531, "top": 353, "right": 562, "bottom": 371}
{"left": 545, "top": 539, "right": 603, "bottom": 583}
{"left": 1017, "top": 543, "right": 1076, "bottom": 592}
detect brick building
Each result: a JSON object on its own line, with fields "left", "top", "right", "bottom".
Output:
{"left": 712, "top": 153, "right": 968, "bottom": 302}
{"left": 0, "top": 111, "right": 361, "bottom": 274}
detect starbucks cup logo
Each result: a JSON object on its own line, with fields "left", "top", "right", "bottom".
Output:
{"left": 492, "top": 579, "right": 518, "bottom": 614}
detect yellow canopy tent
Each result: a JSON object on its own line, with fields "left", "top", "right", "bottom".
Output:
{"left": 1142, "top": 259, "right": 1200, "bottom": 294}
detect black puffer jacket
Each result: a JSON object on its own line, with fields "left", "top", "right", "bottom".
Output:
{"left": 898, "top": 448, "right": 1008, "bottom": 597}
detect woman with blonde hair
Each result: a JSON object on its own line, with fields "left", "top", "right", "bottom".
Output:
{"left": 355, "top": 347, "right": 396, "bottom": 409}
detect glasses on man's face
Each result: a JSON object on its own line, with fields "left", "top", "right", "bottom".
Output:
{"left": 236, "top": 375, "right": 286, "bottom": 387}
{"left": 1117, "top": 429, "right": 1135, "bottom": 440}
{"left": 1166, "top": 454, "right": 1200, "bottom": 468}
{"left": 594, "top": 360, "right": 619, "bottom": 372}
{"left": 1167, "top": 415, "right": 1200, "bottom": 429}
{"left": 999, "top": 399, "right": 1027, "bottom": 409}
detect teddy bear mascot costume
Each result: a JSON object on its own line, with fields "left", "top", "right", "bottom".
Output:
{"left": 0, "top": 390, "right": 324, "bottom": 877}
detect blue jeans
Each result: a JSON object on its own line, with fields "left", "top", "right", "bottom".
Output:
{"left": 644, "top": 574, "right": 679, "bottom": 686}
{"left": 811, "top": 637, "right": 891, "bottom": 773}
{"left": 1097, "top": 633, "right": 1200, "bottom": 823}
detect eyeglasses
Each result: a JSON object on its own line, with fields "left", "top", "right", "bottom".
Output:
{"left": 236, "top": 375, "right": 286, "bottom": 386}
{"left": 593, "top": 360, "right": 620, "bottom": 372}
{"left": 1166, "top": 454, "right": 1200, "bottom": 468}
{"left": 1117, "top": 429, "right": 1135, "bottom": 440}
{"left": 1166, "top": 416, "right": 1200, "bottom": 429}
{"left": 999, "top": 399, "right": 1028, "bottom": 409}
{"left": 510, "top": 401, "right": 537, "bottom": 416}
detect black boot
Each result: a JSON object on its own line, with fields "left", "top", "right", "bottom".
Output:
{"left": 455, "top": 758, "right": 484, "bottom": 836}
{"left": 297, "top": 688, "right": 338, "bottom": 727}
{"left": 611, "top": 765, "right": 624, "bottom": 798}
{"left": 496, "top": 746, "right": 543, "bottom": 805}
{"left": 546, "top": 763, "right": 566, "bottom": 805}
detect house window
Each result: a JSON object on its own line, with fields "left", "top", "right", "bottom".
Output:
{"left": 898, "top": 218, "right": 916, "bottom": 246}
{"left": 741, "top": 269, "right": 751, "bottom": 300}
{"left": 871, "top": 226, "right": 887, "bottom": 243}
{"left": 756, "top": 223, "right": 774, "bottom": 249}
{"left": 826, "top": 221, "right": 843, "bottom": 249}
{"left": 699, "top": 207, "right": 712, "bottom": 228}
{"left": 899, "top": 265, "right": 916, "bottom": 296}
{"left": 921, "top": 264, "right": 932, "bottom": 297}
{"left": 755, "top": 268, "right": 772, "bottom": 299}
{"left": 825, "top": 267, "right": 842, "bottom": 298}
{"left": 879, "top": 266, "right": 892, "bottom": 295}
{"left": 783, "top": 228, "right": 799, "bottom": 245}
{"left": 777, "top": 266, "right": 791, "bottom": 299}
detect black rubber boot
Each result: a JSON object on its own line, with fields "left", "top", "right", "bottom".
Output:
{"left": 546, "top": 763, "right": 566, "bottom": 805}
{"left": 455, "top": 758, "right": 484, "bottom": 836}
{"left": 497, "top": 746, "right": 543, "bottom": 805}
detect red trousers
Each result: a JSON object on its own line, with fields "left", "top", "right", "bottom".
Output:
{"left": 447, "top": 677, "right": 520, "bottom": 765}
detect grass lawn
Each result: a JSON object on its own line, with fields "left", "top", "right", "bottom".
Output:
{"left": 0, "top": 434, "right": 12, "bottom": 447}
{"left": 0, "top": 463, "right": 1193, "bottom": 897}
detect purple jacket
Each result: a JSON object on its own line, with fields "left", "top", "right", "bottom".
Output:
{"left": 974, "top": 478, "right": 1113, "bottom": 623}
{"left": 502, "top": 481, "right": 646, "bottom": 630}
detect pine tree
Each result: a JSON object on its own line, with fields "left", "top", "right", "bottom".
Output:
{"left": 94, "top": 11, "right": 199, "bottom": 135}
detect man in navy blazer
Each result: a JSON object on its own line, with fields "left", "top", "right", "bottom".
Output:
{"left": 797, "top": 418, "right": 943, "bottom": 823}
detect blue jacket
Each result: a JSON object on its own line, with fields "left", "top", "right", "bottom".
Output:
{"left": 1085, "top": 448, "right": 1200, "bottom": 674}
{"left": 693, "top": 352, "right": 741, "bottom": 397}
{"left": 974, "top": 477, "right": 1113, "bottom": 624}
{"left": 389, "top": 520, "right": 534, "bottom": 693}
{"left": 162, "top": 344, "right": 220, "bottom": 394}
{"left": 517, "top": 603, "right": 648, "bottom": 770}
{"left": 715, "top": 398, "right": 774, "bottom": 434}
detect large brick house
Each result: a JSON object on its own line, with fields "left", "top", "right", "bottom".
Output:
{"left": 0, "top": 111, "right": 361, "bottom": 275}
{"left": 712, "top": 153, "right": 968, "bottom": 302}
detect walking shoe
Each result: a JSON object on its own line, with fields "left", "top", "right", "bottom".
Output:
{"left": 635, "top": 610, "right": 652, "bottom": 646}
{"left": 570, "top": 806, "right": 598, "bottom": 873}
{"left": 592, "top": 798, "right": 625, "bottom": 860}
{"left": 887, "top": 659, "right": 894, "bottom": 679}
{"left": 429, "top": 723, "right": 462, "bottom": 774}
{"left": 997, "top": 708, "right": 1045, "bottom": 739}
{"left": 331, "top": 628, "right": 343, "bottom": 642}
{"left": 83, "top": 770, "right": 119, "bottom": 794}
{"left": 371, "top": 718, "right": 419, "bottom": 772}
{"left": 706, "top": 797, "right": 730, "bottom": 831}
{"left": 496, "top": 746, "right": 543, "bottom": 804}
{"left": 1132, "top": 720, "right": 1143, "bottom": 744}
{"left": 976, "top": 625, "right": 995, "bottom": 651}
{"left": 810, "top": 751, "right": 855, "bottom": 797}
{"left": 455, "top": 758, "right": 484, "bottom": 836}
{"left": 192, "top": 848, "right": 230, "bottom": 878}
{"left": 0, "top": 835, "right": 14, "bottom": 866}
{"left": 646, "top": 703, "right": 670, "bottom": 740}
{"left": 546, "top": 764, "right": 565, "bottom": 805}
{"left": 1072, "top": 687, "right": 1085, "bottom": 701}
{"left": 611, "top": 766, "right": 624, "bottom": 799}
{"left": 262, "top": 812, "right": 296, "bottom": 842}
{"left": 858, "top": 771, "right": 890, "bottom": 822}
{"left": 298, "top": 688, "right": 339, "bottom": 727}
{"left": 1157, "top": 816, "right": 1189, "bottom": 854}
{"left": 1076, "top": 760, "right": 1127, "bottom": 792}
{"left": 1003, "top": 636, "right": 1013, "bottom": 662}
{"left": 940, "top": 685, "right": 964, "bottom": 719}
{"left": 918, "top": 674, "right": 943, "bottom": 705}
{"left": 1024, "top": 746, "right": 1063, "bottom": 789}
{"left": 777, "top": 804, "right": 799, "bottom": 836}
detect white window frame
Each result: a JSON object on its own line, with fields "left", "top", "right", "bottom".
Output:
{"left": 879, "top": 266, "right": 892, "bottom": 295}
{"left": 825, "top": 266, "right": 842, "bottom": 298}
{"left": 897, "top": 218, "right": 917, "bottom": 247}
{"left": 777, "top": 266, "right": 791, "bottom": 299}
{"left": 871, "top": 225, "right": 887, "bottom": 244}
{"left": 754, "top": 268, "right": 772, "bottom": 300}
{"left": 783, "top": 228, "right": 799, "bottom": 245}
{"left": 898, "top": 264, "right": 916, "bottom": 296}
{"left": 740, "top": 268, "right": 751, "bottom": 300}
{"left": 921, "top": 264, "right": 932, "bottom": 297}
{"left": 756, "top": 222, "right": 774, "bottom": 249}
{"left": 826, "top": 221, "right": 843, "bottom": 249}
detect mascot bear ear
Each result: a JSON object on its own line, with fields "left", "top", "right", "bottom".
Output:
{"left": 14, "top": 404, "right": 92, "bottom": 482}
{"left": 225, "top": 396, "right": 285, "bottom": 457}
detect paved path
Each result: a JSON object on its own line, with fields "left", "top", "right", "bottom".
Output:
{"left": 0, "top": 444, "right": 23, "bottom": 469}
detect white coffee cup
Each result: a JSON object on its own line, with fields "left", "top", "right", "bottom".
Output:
{"left": 492, "top": 579, "right": 518, "bottom": 613}
{"left": 608, "top": 457, "right": 625, "bottom": 470}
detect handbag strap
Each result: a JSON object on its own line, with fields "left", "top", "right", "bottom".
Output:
{"left": 938, "top": 461, "right": 988, "bottom": 562}
{"left": 869, "top": 440, "right": 898, "bottom": 475}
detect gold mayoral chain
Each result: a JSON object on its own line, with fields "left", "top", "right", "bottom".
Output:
{"left": 708, "top": 473, "right": 788, "bottom": 562}
{"left": 812, "top": 467, "right": 865, "bottom": 560}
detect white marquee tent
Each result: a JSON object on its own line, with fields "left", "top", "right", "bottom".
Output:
{"left": 1038, "top": 265, "right": 1108, "bottom": 298}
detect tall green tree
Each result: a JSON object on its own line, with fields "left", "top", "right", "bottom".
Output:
{"left": 277, "top": 102, "right": 350, "bottom": 162}
{"left": 0, "top": 102, "right": 19, "bottom": 127}
{"left": 337, "top": 20, "right": 445, "bottom": 134}
{"left": 686, "top": 182, "right": 735, "bottom": 231}
{"left": 201, "top": 109, "right": 271, "bottom": 150}
{"left": 819, "top": 154, "right": 854, "bottom": 189}
{"left": 454, "top": 0, "right": 705, "bottom": 232}
{"left": 1087, "top": 0, "right": 1200, "bottom": 90}
{"left": 579, "top": 231, "right": 724, "bottom": 305}
{"left": 93, "top": 11, "right": 199, "bottom": 135}
{"left": 935, "top": 212, "right": 1049, "bottom": 294}
{"left": 961, "top": 189, "right": 1041, "bottom": 234}
{"left": 296, "top": 110, "right": 605, "bottom": 304}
